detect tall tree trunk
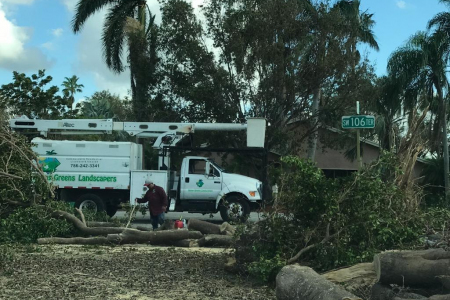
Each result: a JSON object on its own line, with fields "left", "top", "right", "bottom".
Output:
{"left": 307, "top": 88, "right": 321, "bottom": 160}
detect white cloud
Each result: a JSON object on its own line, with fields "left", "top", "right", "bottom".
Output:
{"left": 396, "top": 1, "right": 406, "bottom": 9}
{"left": 41, "top": 42, "right": 54, "bottom": 50}
{"left": 61, "top": 0, "right": 76, "bottom": 12}
{"left": 0, "top": 2, "right": 53, "bottom": 71}
{"left": 52, "top": 28, "right": 63, "bottom": 37}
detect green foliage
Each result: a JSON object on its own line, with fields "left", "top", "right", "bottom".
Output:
{"left": 78, "top": 90, "right": 133, "bottom": 121}
{"left": 62, "top": 75, "right": 84, "bottom": 111}
{"left": 236, "top": 154, "right": 435, "bottom": 282}
{"left": 0, "top": 202, "right": 76, "bottom": 244}
{"left": 248, "top": 254, "right": 286, "bottom": 283}
{"left": 0, "top": 117, "right": 55, "bottom": 216}
{"left": 0, "top": 70, "right": 74, "bottom": 119}
{"left": 420, "top": 157, "right": 446, "bottom": 206}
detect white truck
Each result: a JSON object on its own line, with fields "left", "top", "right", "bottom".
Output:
{"left": 10, "top": 117, "right": 266, "bottom": 222}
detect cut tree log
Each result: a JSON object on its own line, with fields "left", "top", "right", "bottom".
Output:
{"left": 219, "top": 222, "right": 236, "bottom": 236}
{"left": 197, "top": 234, "right": 233, "bottom": 247}
{"left": 188, "top": 219, "right": 221, "bottom": 235}
{"left": 106, "top": 229, "right": 203, "bottom": 245}
{"left": 323, "top": 263, "right": 377, "bottom": 296}
{"left": 38, "top": 237, "right": 110, "bottom": 245}
{"left": 374, "top": 249, "right": 450, "bottom": 287}
{"left": 276, "top": 265, "right": 361, "bottom": 300}
{"left": 51, "top": 210, "right": 124, "bottom": 236}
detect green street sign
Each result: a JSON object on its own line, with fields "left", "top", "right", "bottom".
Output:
{"left": 342, "top": 115, "right": 375, "bottom": 129}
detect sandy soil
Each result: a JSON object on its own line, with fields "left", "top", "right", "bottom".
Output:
{"left": 0, "top": 245, "right": 275, "bottom": 300}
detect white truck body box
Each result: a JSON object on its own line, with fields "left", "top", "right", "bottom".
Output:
{"left": 32, "top": 138, "right": 142, "bottom": 190}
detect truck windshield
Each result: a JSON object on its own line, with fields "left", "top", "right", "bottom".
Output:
{"left": 209, "top": 160, "right": 226, "bottom": 173}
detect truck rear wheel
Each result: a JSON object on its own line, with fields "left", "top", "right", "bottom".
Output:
{"left": 75, "top": 194, "right": 105, "bottom": 214}
{"left": 219, "top": 195, "right": 250, "bottom": 223}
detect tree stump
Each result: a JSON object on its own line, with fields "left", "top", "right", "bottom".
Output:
{"left": 276, "top": 265, "right": 361, "bottom": 300}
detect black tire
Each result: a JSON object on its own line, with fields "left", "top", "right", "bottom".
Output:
{"left": 105, "top": 204, "right": 119, "bottom": 217}
{"left": 219, "top": 195, "right": 250, "bottom": 223}
{"left": 75, "top": 194, "right": 105, "bottom": 213}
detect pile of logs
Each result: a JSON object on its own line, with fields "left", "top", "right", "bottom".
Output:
{"left": 275, "top": 249, "right": 450, "bottom": 300}
{"left": 37, "top": 210, "right": 235, "bottom": 248}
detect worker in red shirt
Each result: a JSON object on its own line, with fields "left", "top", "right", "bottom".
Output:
{"left": 135, "top": 179, "right": 168, "bottom": 230}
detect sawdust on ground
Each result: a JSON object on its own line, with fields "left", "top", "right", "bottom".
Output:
{"left": 0, "top": 245, "right": 274, "bottom": 300}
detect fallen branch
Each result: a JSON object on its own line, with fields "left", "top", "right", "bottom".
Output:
{"left": 288, "top": 224, "right": 344, "bottom": 264}
{"left": 51, "top": 210, "right": 124, "bottom": 236}
{"left": 75, "top": 208, "right": 87, "bottom": 226}
{"left": 106, "top": 229, "right": 203, "bottom": 245}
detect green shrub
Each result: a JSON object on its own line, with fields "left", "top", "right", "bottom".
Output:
{"left": 0, "top": 201, "right": 76, "bottom": 243}
{"left": 235, "top": 153, "right": 443, "bottom": 282}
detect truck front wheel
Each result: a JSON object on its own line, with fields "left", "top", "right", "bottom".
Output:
{"left": 75, "top": 194, "right": 105, "bottom": 214}
{"left": 219, "top": 195, "right": 250, "bottom": 223}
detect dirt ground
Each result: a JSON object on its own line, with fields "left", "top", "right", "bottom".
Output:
{"left": 0, "top": 245, "right": 275, "bottom": 300}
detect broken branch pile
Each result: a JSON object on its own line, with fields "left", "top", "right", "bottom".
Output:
{"left": 37, "top": 211, "right": 235, "bottom": 248}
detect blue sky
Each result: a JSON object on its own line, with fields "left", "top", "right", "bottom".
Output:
{"left": 0, "top": 0, "right": 448, "bottom": 108}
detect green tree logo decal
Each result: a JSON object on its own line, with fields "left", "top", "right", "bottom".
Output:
{"left": 196, "top": 179, "right": 204, "bottom": 187}
{"left": 38, "top": 157, "right": 61, "bottom": 173}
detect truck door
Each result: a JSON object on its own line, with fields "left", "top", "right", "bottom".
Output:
{"left": 181, "top": 158, "right": 222, "bottom": 200}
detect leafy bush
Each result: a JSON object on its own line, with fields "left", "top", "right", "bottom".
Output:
{"left": 236, "top": 154, "right": 439, "bottom": 282}
{"left": 0, "top": 201, "right": 76, "bottom": 244}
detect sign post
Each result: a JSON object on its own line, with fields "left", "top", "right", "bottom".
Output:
{"left": 341, "top": 102, "right": 375, "bottom": 171}
{"left": 356, "top": 102, "right": 361, "bottom": 170}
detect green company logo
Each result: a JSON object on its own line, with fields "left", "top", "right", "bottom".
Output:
{"left": 196, "top": 179, "right": 204, "bottom": 187}
{"left": 38, "top": 157, "right": 61, "bottom": 173}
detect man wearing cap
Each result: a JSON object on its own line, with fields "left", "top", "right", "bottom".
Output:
{"left": 135, "top": 180, "right": 168, "bottom": 230}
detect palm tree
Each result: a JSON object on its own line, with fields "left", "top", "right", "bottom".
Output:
{"left": 428, "top": 0, "right": 450, "bottom": 201}
{"left": 62, "top": 75, "right": 84, "bottom": 111}
{"left": 388, "top": 31, "right": 449, "bottom": 197}
{"left": 72, "top": 0, "right": 158, "bottom": 121}
{"left": 307, "top": 0, "right": 379, "bottom": 160}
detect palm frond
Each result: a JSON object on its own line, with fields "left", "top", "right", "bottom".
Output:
{"left": 72, "top": 0, "right": 114, "bottom": 32}
{"left": 102, "top": 0, "right": 137, "bottom": 73}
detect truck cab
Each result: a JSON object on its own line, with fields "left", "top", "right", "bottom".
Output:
{"left": 174, "top": 156, "right": 262, "bottom": 221}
